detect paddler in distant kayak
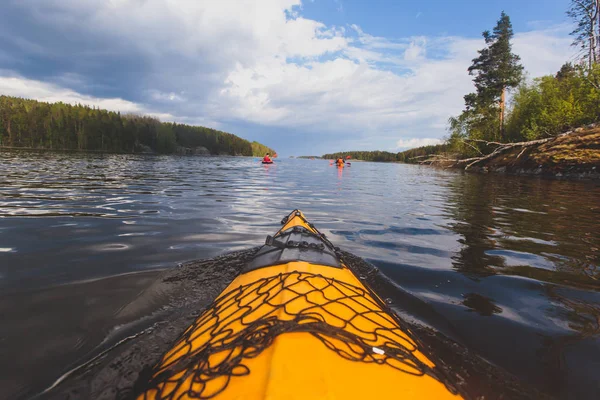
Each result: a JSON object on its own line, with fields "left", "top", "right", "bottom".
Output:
{"left": 335, "top": 157, "right": 345, "bottom": 167}
{"left": 263, "top": 153, "right": 273, "bottom": 163}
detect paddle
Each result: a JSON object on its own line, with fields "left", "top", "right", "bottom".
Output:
{"left": 330, "top": 159, "right": 350, "bottom": 167}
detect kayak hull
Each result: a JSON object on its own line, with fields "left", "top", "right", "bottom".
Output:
{"left": 137, "top": 211, "right": 459, "bottom": 400}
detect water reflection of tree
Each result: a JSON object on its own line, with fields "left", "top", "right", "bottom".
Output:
{"left": 538, "top": 285, "right": 600, "bottom": 396}
{"left": 462, "top": 293, "right": 503, "bottom": 316}
{"left": 443, "top": 173, "right": 600, "bottom": 396}
{"left": 491, "top": 179, "right": 600, "bottom": 281}
{"left": 442, "top": 173, "right": 505, "bottom": 277}
{"left": 443, "top": 173, "right": 600, "bottom": 284}
{"left": 502, "top": 265, "right": 600, "bottom": 291}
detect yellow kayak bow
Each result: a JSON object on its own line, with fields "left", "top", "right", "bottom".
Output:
{"left": 137, "top": 210, "right": 460, "bottom": 399}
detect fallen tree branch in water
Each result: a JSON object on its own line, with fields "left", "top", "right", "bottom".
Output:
{"left": 463, "top": 138, "right": 505, "bottom": 147}
{"left": 417, "top": 124, "right": 600, "bottom": 179}
{"left": 462, "top": 136, "right": 556, "bottom": 170}
{"left": 460, "top": 139, "right": 484, "bottom": 156}
{"left": 416, "top": 154, "right": 456, "bottom": 164}
{"left": 408, "top": 155, "right": 433, "bottom": 160}
{"left": 414, "top": 137, "right": 557, "bottom": 167}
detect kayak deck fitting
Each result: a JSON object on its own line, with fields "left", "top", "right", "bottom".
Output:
{"left": 137, "top": 210, "right": 460, "bottom": 399}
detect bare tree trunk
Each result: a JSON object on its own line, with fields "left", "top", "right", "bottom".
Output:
{"left": 597, "top": 0, "right": 600, "bottom": 60}
{"left": 572, "top": 0, "right": 599, "bottom": 69}
{"left": 587, "top": 2, "right": 597, "bottom": 68}
{"left": 7, "top": 117, "right": 12, "bottom": 146}
{"left": 590, "top": 37, "right": 594, "bottom": 70}
{"left": 596, "top": 0, "right": 600, "bottom": 61}
{"left": 592, "top": 10, "right": 598, "bottom": 65}
{"left": 461, "top": 136, "right": 555, "bottom": 170}
{"left": 499, "top": 87, "right": 506, "bottom": 141}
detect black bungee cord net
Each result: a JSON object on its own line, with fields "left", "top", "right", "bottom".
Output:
{"left": 136, "top": 270, "right": 457, "bottom": 400}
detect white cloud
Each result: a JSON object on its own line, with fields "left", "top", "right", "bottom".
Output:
{"left": 1, "top": 1, "right": 577, "bottom": 153}
{"left": 0, "top": 72, "right": 176, "bottom": 121}
{"left": 15, "top": 0, "right": 344, "bottom": 63}
{"left": 396, "top": 138, "right": 444, "bottom": 149}
{"left": 0, "top": 73, "right": 142, "bottom": 113}
{"left": 403, "top": 38, "right": 427, "bottom": 61}
{"left": 214, "top": 26, "right": 573, "bottom": 143}
{"left": 513, "top": 25, "right": 574, "bottom": 79}
{"left": 148, "top": 90, "right": 185, "bottom": 103}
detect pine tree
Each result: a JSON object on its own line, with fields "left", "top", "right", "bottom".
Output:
{"left": 467, "top": 11, "right": 523, "bottom": 140}
{"left": 556, "top": 62, "right": 577, "bottom": 81}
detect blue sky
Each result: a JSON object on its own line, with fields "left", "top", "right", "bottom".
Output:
{"left": 301, "top": 0, "right": 569, "bottom": 38}
{"left": 0, "top": 0, "right": 575, "bottom": 156}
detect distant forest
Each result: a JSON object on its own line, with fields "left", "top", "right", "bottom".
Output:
{"left": 251, "top": 141, "right": 277, "bottom": 157}
{"left": 0, "top": 95, "right": 274, "bottom": 156}
{"left": 323, "top": 145, "right": 449, "bottom": 164}
{"left": 323, "top": 151, "right": 399, "bottom": 162}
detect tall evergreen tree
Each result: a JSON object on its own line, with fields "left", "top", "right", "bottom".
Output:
{"left": 467, "top": 11, "right": 523, "bottom": 140}
{"left": 556, "top": 62, "right": 577, "bottom": 81}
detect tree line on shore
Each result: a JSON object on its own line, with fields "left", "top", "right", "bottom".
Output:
{"left": 447, "top": 4, "right": 600, "bottom": 159}
{"left": 324, "top": 2, "right": 600, "bottom": 163}
{"left": 0, "top": 95, "right": 274, "bottom": 156}
{"left": 251, "top": 141, "right": 277, "bottom": 157}
{"left": 322, "top": 150, "right": 399, "bottom": 162}
{"left": 322, "top": 144, "right": 452, "bottom": 164}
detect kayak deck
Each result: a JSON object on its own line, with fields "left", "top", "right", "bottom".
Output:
{"left": 137, "top": 210, "right": 459, "bottom": 399}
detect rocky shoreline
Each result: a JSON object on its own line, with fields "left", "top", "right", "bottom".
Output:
{"left": 429, "top": 125, "right": 600, "bottom": 179}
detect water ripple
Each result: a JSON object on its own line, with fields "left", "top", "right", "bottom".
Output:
{"left": 1, "top": 150, "right": 600, "bottom": 397}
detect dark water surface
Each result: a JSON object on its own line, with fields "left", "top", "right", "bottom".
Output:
{"left": 1, "top": 151, "right": 599, "bottom": 399}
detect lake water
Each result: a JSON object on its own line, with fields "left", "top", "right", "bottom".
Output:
{"left": 1, "top": 150, "right": 599, "bottom": 399}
